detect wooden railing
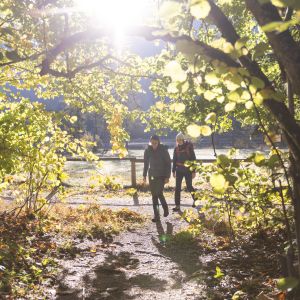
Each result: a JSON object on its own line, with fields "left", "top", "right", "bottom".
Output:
{"left": 66, "top": 156, "right": 244, "bottom": 187}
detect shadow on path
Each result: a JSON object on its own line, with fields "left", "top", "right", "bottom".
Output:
{"left": 151, "top": 219, "right": 205, "bottom": 288}
{"left": 84, "top": 251, "right": 168, "bottom": 299}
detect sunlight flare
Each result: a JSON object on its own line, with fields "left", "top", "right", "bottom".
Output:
{"left": 75, "top": 0, "right": 153, "bottom": 29}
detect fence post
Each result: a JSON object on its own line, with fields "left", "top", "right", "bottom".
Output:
{"left": 130, "top": 157, "right": 137, "bottom": 187}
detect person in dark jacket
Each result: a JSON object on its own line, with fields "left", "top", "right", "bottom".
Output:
{"left": 172, "top": 132, "right": 196, "bottom": 212}
{"left": 143, "top": 135, "right": 171, "bottom": 222}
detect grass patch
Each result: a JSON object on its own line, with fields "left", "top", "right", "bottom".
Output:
{"left": 51, "top": 204, "right": 145, "bottom": 239}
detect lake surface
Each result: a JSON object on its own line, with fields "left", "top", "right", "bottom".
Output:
{"left": 64, "top": 148, "right": 268, "bottom": 186}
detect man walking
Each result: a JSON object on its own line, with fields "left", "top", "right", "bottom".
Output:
{"left": 143, "top": 135, "right": 171, "bottom": 222}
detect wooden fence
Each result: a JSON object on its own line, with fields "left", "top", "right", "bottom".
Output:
{"left": 66, "top": 156, "right": 244, "bottom": 187}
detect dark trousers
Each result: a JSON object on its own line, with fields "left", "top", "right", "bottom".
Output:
{"left": 175, "top": 170, "right": 195, "bottom": 206}
{"left": 149, "top": 176, "right": 168, "bottom": 217}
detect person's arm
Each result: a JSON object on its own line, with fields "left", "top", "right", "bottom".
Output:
{"left": 189, "top": 143, "right": 196, "bottom": 178}
{"left": 190, "top": 143, "right": 196, "bottom": 161}
{"left": 164, "top": 147, "right": 171, "bottom": 180}
{"left": 172, "top": 148, "right": 177, "bottom": 177}
{"left": 143, "top": 149, "right": 149, "bottom": 179}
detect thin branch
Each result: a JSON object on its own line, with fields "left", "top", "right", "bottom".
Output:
{"left": 40, "top": 26, "right": 240, "bottom": 76}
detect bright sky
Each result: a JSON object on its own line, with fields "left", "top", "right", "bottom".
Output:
{"left": 75, "top": 0, "right": 156, "bottom": 28}
{"left": 74, "top": 0, "right": 157, "bottom": 51}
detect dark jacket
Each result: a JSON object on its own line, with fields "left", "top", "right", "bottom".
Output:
{"left": 143, "top": 144, "right": 171, "bottom": 178}
{"left": 172, "top": 141, "right": 196, "bottom": 173}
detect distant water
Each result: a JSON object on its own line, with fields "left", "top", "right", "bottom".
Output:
{"left": 128, "top": 148, "right": 261, "bottom": 159}
{"left": 64, "top": 148, "right": 272, "bottom": 186}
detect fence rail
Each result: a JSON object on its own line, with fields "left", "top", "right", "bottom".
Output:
{"left": 66, "top": 156, "right": 244, "bottom": 187}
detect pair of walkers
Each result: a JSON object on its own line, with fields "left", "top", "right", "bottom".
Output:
{"left": 143, "top": 133, "right": 197, "bottom": 222}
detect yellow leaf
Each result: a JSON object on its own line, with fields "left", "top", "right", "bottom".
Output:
{"left": 245, "top": 101, "right": 253, "bottom": 109}
{"left": 164, "top": 61, "right": 187, "bottom": 82}
{"left": 70, "top": 116, "right": 77, "bottom": 124}
{"left": 210, "top": 174, "right": 228, "bottom": 194}
{"left": 204, "top": 90, "right": 217, "bottom": 101}
{"left": 187, "top": 124, "right": 201, "bottom": 138}
{"left": 174, "top": 103, "right": 186, "bottom": 113}
{"left": 190, "top": 0, "right": 211, "bottom": 19}
{"left": 225, "top": 102, "right": 236, "bottom": 112}
{"left": 205, "top": 72, "right": 220, "bottom": 85}
{"left": 156, "top": 101, "right": 165, "bottom": 110}
{"left": 205, "top": 112, "right": 216, "bottom": 124}
{"left": 200, "top": 125, "right": 212, "bottom": 136}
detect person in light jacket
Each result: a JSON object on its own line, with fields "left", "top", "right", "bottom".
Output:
{"left": 143, "top": 135, "right": 171, "bottom": 222}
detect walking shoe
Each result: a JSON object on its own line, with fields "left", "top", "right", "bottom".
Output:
{"left": 172, "top": 206, "right": 180, "bottom": 212}
{"left": 163, "top": 209, "right": 169, "bottom": 217}
{"left": 192, "top": 202, "right": 196, "bottom": 208}
{"left": 152, "top": 217, "right": 159, "bottom": 222}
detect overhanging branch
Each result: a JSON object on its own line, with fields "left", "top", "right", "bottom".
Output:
{"left": 39, "top": 26, "right": 240, "bottom": 77}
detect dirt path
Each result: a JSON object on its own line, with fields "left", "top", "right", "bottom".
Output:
{"left": 46, "top": 192, "right": 209, "bottom": 299}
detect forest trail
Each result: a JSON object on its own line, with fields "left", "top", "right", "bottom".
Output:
{"left": 47, "top": 192, "right": 209, "bottom": 300}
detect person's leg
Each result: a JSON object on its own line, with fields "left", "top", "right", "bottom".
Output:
{"left": 149, "top": 177, "right": 160, "bottom": 221}
{"left": 157, "top": 177, "right": 169, "bottom": 217}
{"left": 185, "top": 172, "right": 196, "bottom": 206}
{"left": 174, "top": 171, "right": 184, "bottom": 210}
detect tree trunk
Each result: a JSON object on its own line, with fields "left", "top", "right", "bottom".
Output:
{"left": 289, "top": 154, "right": 300, "bottom": 278}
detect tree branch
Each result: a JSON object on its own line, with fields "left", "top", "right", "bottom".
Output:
{"left": 39, "top": 26, "right": 240, "bottom": 76}
{"left": 245, "top": 0, "right": 300, "bottom": 97}
{"left": 205, "top": 0, "right": 300, "bottom": 153}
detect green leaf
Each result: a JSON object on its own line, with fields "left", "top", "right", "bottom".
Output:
{"left": 214, "top": 266, "right": 225, "bottom": 278}
{"left": 204, "top": 90, "right": 217, "bottom": 101}
{"left": 217, "top": 154, "right": 230, "bottom": 168}
{"left": 190, "top": 0, "right": 211, "bottom": 19}
{"left": 271, "top": 0, "right": 287, "bottom": 7}
{"left": 156, "top": 101, "right": 165, "bottom": 110}
{"left": 205, "top": 72, "right": 220, "bottom": 85}
{"left": 241, "top": 90, "right": 251, "bottom": 101}
{"left": 254, "top": 152, "right": 265, "bottom": 166}
{"left": 234, "top": 38, "right": 247, "bottom": 50}
{"left": 210, "top": 174, "right": 228, "bottom": 194}
{"left": 180, "top": 81, "right": 190, "bottom": 93}
{"left": 268, "top": 154, "right": 280, "bottom": 169}
{"left": 227, "top": 90, "right": 241, "bottom": 102}
{"left": 251, "top": 77, "right": 265, "bottom": 89}
{"left": 164, "top": 61, "right": 187, "bottom": 82}
{"left": 225, "top": 102, "right": 236, "bottom": 112}
{"left": 261, "top": 20, "right": 297, "bottom": 32}
{"left": 205, "top": 112, "right": 216, "bottom": 124}
{"left": 174, "top": 103, "right": 186, "bottom": 113}
{"left": 167, "top": 82, "right": 179, "bottom": 93}
{"left": 277, "top": 277, "right": 299, "bottom": 291}
{"left": 159, "top": 1, "right": 182, "bottom": 20}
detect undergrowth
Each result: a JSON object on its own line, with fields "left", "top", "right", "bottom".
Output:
{"left": 0, "top": 204, "right": 145, "bottom": 298}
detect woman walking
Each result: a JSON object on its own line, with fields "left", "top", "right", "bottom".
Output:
{"left": 143, "top": 135, "right": 171, "bottom": 222}
{"left": 172, "top": 132, "right": 197, "bottom": 212}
